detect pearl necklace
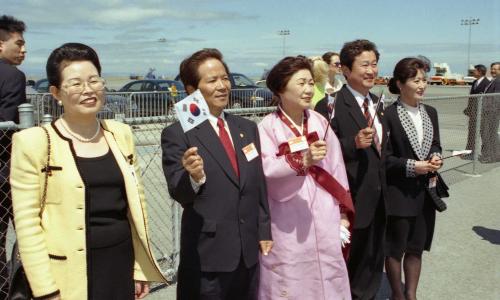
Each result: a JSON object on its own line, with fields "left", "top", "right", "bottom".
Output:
{"left": 60, "top": 117, "right": 101, "bottom": 143}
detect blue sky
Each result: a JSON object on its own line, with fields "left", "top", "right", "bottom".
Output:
{"left": 3, "top": 0, "right": 499, "bottom": 79}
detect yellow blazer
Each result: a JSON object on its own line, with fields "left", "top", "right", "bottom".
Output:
{"left": 10, "top": 120, "right": 166, "bottom": 299}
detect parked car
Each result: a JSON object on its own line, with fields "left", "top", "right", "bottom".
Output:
{"left": 119, "top": 79, "right": 185, "bottom": 116}
{"left": 33, "top": 78, "right": 50, "bottom": 93}
{"left": 175, "top": 72, "right": 273, "bottom": 108}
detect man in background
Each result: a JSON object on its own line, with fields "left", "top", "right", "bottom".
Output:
{"left": 463, "top": 64, "right": 490, "bottom": 158}
{"left": 0, "top": 14, "right": 27, "bottom": 298}
{"left": 480, "top": 62, "right": 500, "bottom": 162}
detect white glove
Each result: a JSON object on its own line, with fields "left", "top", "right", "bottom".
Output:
{"left": 340, "top": 225, "right": 351, "bottom": 248}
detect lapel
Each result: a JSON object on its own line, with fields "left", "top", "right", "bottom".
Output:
{"left": 419, "top": 104, "right": 434, "bottom": 159}
{"left": 100, "top": 124, "right": 145, "bottom": 228}
{"left": 226, "top": 114, "right": 249, "bottom": 191}
{"left": 396, "top": 101, "right": 433, "bottom": 160}
{"left": 193, "top": 118, "right": 239, "bottom": 187}
{"left": 471, "top": 80, "right": 478, "bottom": 93}
{"left": 339, "top": 87, "right": 368, "bottom": 130}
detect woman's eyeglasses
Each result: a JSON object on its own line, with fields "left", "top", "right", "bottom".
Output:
{"left": 63, "top": 77, "right": 106, "bottom": 94}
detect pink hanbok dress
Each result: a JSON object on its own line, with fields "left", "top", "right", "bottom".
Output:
{"left": 258, "top": 109, "right": 352, "bottom": 300}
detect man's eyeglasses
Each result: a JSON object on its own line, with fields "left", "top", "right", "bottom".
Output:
{"left": 63, "top": 77, "right": 106, "bottom": 94}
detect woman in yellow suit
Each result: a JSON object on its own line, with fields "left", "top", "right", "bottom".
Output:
{"left": 9, "top": 43, "right": 166, "bottom": 300}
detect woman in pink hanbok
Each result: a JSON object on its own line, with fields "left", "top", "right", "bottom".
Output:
{"left": 258, "top": 56, "right": 354, "bottom": 300}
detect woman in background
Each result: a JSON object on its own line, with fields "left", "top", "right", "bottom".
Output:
{"left": 322, "top": 51, "right": 343, "bottom": 94}
{"left": 384, "top": 57, "right": 443, "bottom": 300}
{"left": 309, "top": 56, "right": 330, "bottom": 109}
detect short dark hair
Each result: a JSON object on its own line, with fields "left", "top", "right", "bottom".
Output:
{"left": 474, "top": 64, "right": 487, "bottom": 76}
{"left": 491, "top": 62, "right": 500, "bottom": 68}
{"left": 322, "top": 51, "right": 340, "bottom": 65}
{"left": 0, "top": 15, "right": 26, "bottom": 41}
{"left": 179, "top": 48, "right": 230, "bottom": 90}
{"left": 340, "top": 39, "right": 379, "bottom": 70}
{"left": 387, "top": 57, "right": 426, "bottom": 94}
{"left": 46, "top": 43, "right": 101, "bottom": 88}
{"left": 266, "top": 56, "right": 312, "bottom": 96}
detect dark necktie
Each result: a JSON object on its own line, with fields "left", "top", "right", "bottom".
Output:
{"left": 363, "top": 98, "right": 382, "bottom": 155}
{"left": 217, "top": 118, "right": 239, "bottom": 177}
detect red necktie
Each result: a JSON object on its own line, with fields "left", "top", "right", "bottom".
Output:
{"left": 363, "top": 98, "right": 381, "bottom": 155}
{"left": 217, "top": 118, "right": 239, "bottom": 177}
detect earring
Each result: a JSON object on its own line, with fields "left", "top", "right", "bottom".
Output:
{"left": 58, "top": 100, "right": 63, "bottom": 106}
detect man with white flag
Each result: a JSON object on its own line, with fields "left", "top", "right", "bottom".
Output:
{"left": 161, "top": 49, "right": 272, "bottom": 300}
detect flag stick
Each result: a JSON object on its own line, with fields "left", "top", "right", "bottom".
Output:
{"left": 323, "top": 96, "right": 337, "bottom": 140}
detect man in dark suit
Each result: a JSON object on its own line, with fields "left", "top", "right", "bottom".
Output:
{"left": 0, "top": 15, "right": 26, "bottom": 298}
{"left": 464, "top": 64, "right": 490, "bottom": 157}
{"left": 316, "top": 39, "right": 386, "bottom": 300}
{"left": 480, "top": 62, "right": 500, "bottom": 162}
{"left": 161, "top": 49, "right": 272, "bottom": 300}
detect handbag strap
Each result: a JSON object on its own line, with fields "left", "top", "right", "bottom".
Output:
{"left": 39, "top": 126, "right": 51, "bottom": 217}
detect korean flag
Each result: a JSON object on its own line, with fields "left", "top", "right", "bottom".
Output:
{"left": 174, "top": 89, "right": 210, "bottom": 132}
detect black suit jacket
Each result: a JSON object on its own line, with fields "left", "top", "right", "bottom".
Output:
{"left": 470, "top": 77, "right": 491, "bottom": 95}
{"left": 315, "top": 85, "right": 387, "bottom": 229}
{"left": 464, "top": 78, "right": 491, "bottom": 117}
{"left": 0, "top": 59, "right": 26, "bottom": 124}
{"left": 484, "top": 77, "right": 500, "bottom": 113}
{"left": 161, "top": 113, "right": 271, "bottom": 273}
{"left": 384, "top": 102, "right": 441, "bottom": 216}
{"left": 0, "top": 59, "right": 26, "bottom": 179}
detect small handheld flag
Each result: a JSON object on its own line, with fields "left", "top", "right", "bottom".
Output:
{"left": 323, "top": 94, "right": 336, "bottom": 140}
{"left": 370, "top": 91, "right": 385, "bottom": 128}
{"left": 174, "top": 90, "right": 210, "bottom": 132}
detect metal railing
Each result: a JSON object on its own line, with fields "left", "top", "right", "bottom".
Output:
{"left": 26, "top": 88, "right": 274, "bottom": 122}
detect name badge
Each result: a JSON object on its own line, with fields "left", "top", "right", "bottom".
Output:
{"left": 288, "top": 136, "right": 309, "bottom": 153}
{"left": 242, "top": 143, "right": 259, "bottom": 162}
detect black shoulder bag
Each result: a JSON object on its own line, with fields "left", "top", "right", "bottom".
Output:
{"left": 426, "top": 172, "right": 449, "bottom": 212}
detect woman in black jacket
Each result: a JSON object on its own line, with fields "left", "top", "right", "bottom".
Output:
{"left": 384, "top": 57, "right": 443, "bottom": 300}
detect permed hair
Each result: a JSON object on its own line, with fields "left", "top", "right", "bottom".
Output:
{"left": 46, "top": 43, "right": 102, "bottom": 88}
{"left": 266, "top": 56, "right": 313, "bottom": 96}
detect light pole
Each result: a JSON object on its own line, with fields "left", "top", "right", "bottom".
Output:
{"left": 278, "top": 29, "right": 290, "bottom": 56}
{"left": 460, "top": 17, "right": 479, "bottom": 73}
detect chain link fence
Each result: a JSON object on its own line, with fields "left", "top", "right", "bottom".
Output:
{"left": 0, "top": 92, "right": 498, "bottom": 297}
